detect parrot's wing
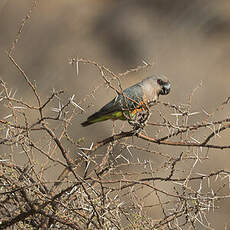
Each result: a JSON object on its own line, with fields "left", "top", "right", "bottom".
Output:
{"left": 87, "top": 83, "right": 144, "bottom": 121}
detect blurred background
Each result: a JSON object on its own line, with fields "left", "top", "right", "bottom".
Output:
{"left": 0, "top": 0, "right": 230, "bottom": 228}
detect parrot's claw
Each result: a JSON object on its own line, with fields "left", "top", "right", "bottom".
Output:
{"left": 128, "top": 110, "right": 151, "bottom": 131}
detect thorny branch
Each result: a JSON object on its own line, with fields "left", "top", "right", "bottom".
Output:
{"left": 1, "top": 56, "right": 229, "bottom": 229}
{"left": 1, "top": 4, "right": 230, "bottom": 227}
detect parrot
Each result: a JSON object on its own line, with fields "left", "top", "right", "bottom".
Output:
{"left": 81, "top": 76, "right": 171, "bottom": 127}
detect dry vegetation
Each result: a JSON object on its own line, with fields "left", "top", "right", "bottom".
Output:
{"left": 0, "top": 1, "right": 230, "bottom": 229}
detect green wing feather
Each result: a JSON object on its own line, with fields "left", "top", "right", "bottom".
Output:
{"left": 81, "top": 83, "right": 144, "bottom": 127}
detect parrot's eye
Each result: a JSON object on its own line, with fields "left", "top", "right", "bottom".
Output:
{"left": 157, "top": 79, "right": 164, "bottom": 85}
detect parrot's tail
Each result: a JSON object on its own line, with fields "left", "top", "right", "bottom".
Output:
{"left": 81, "top": 113, "right": 112, "bottom": 127}
{"left": 81, "top": 120, "right": 93, "bottom": 127}
{"left": 81, "top": 111, "right": 126, "bottom": 127}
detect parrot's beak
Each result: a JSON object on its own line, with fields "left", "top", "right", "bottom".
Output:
{"left": 160, "top": 82, "right": 171, "bottom": 95}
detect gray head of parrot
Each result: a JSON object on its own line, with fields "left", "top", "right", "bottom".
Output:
{"left": 142, "top": 76, "right": 171, "bottom": 96}
{"left": 157, "top": 78, "right": 171, "bottom": 95}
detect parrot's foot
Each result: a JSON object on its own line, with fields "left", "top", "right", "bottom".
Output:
{"left": 128, "top": 120, "right": 145, "bottom": 131}
{"left": 128, "top": 111, "right": 151, "bottom": 131}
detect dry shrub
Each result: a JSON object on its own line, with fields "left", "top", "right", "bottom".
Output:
{"left": 0, "top": 1, "right": 230, "bottom": 229}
